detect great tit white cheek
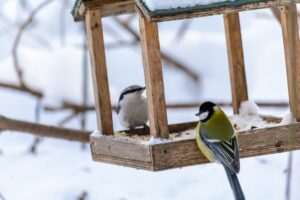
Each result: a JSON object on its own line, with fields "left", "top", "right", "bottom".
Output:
{"left": 213, "top": 106, "right": 219, "bottom": 111}
{"left": 199, "top": 111, "right": 209, "bottom": 121}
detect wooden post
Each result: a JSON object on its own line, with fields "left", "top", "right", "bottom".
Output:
{"left": 139, "top": 16, "right": 169, "bottom": 139}
{"left": 85, "top": 9, "right": 114, "bottom": 135}
{"left": 280, "top": 3, "right": 300, "bottom": 121}
{"left": 224, "top": 12, "right": 248, "bottom": 114}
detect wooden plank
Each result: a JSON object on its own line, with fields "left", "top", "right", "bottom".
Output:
{"left": 136, "top": 0, "right": 300, "bottom": 22}
{"left": 280, "top": 3, "right": 300, "bottom": 121}
{"left": 90, "top": 135, "right": 153, "bottom": 170}
{"left": 224, "top": 12, "right": 248, "bottom": 114}
{"left": 151, "top": 123, "right": 300, "bottom": 171}
{"left": 92, "top": 153, "right": 154, "bottom": 170}
{"left": 73, "top": 0, "right": 135, "bottom": 21}
{"left": 85, "top": 9, "right": 114, "bottom": 135}
{"left": 90, "top": 135, "right": 152, "bottom": 162}
{"left": 139, "top": 16, "right": 169, "bottom": 138}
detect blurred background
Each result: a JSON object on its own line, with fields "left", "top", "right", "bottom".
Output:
{"left": 0, "top": 0, "right": 299, "bottom": 199}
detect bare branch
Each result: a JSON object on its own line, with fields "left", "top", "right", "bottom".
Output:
{"left": 12, "top": 0, "right": 55, "bottom": 86}
{"left": 77, "top": 191, "right": 88, "bottom": 200}
{"left": 0, "top": 82, "right": 43, "bottom": 98}
{"left": 58, "top": 111, "right": 79, "bottom": 127}
{"left": 174, "top": 20, "right": 191, "bottom": 43}
{"left": 44, "top": 101, "right": 289, "bottom": 113}
{"left": 0, "top": 115, "right": 90, "bottom": 142}
{"left": 28, "top": 99, "right": 43, "bottom": 154}
{"left": 112, "top": 17, "right": 200, "bottom": 81}
{"left": 0, "top": 193, "right": 6, "bottom": 200}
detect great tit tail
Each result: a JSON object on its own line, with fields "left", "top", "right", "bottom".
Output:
{"left": 224, "top": 167, "right": 245, "bottom": 200}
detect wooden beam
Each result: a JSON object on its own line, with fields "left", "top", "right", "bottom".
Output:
{"left": 136, "top": 0, "right": 300, "bottom": 22}
{"left": 85, "top": 9, "right": 114, "bottom": 135}
{"left": 224, "top": 12, "right": 248, "bottom": 114}
{"left": 139, "top": 16, "right": 169, "bottom": 139}
{"left": 280, "top": 3, "right": 300, "bottom": 121}
{"left": 73, "top": 0, "right": 135, "bottom": 21}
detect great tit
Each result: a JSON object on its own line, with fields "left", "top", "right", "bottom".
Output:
{"left": 116, "top": 85, "right": 148, "bottom": 130}
{"left": 195, "top": 101, "right": 245, "bottom": 200}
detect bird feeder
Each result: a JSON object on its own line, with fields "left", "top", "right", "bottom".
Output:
{"left": 72, "top": 0, "right": 300, "bottom": 171}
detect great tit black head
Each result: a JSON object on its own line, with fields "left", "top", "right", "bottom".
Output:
{"left": 195, "top": 101, "right": 217, "bottom": 122}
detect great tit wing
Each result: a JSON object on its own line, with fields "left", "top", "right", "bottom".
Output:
{"left": 200, "top": 132, "right": 240, "bottom": 173}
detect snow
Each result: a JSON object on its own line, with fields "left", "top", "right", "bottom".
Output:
{"left": 281, "top": 112, "right": 296, "bottom": 125}
{"left": 91, "top": 129, "right": 102, "bottom": 137}
{"left": 0, "top": 1, "right": 299, "bottom": 200}
{"left": 239, "top": 100, "right": 260, "bottom": 116}
{"left": 142, "top": 0, "right": 233, "bottom": 11}
{"left": 145, "top": 136, "right": 170, "bottom": 145}
{"left": 228, "top": 100, "right": 277, "bottom": 132}
{"left": 229, "top": 114, "right": 274, "bottom": 132}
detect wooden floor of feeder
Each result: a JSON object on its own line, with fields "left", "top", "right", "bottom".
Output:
{"left": 90, "top": 115, "right": 300, "bottom": 171}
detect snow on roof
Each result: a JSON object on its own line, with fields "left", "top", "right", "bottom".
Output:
{"left": 141, "top": 0, "right": 234, "bottom": 11}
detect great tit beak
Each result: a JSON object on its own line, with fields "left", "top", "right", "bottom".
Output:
{"left": 195, "top": 112, "right": 200, "bottom": 116}
{"left": 142, "top": 87, "right": 146, "bottom": 90}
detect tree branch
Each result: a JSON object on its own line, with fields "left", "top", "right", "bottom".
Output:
{"left": 0, "top": 115, "right": 90, "bottom": 142}
{"left": 0, "top": 82, "right": 43, "bottom": 98}
{"left": 12, "top": 0, "right": 55, "bottom": 86}
{"left": 112, "top": 17, "right": 200, "bottom": 81}
{"left": 43, "top": 101, "right": 289, "bottom": 113}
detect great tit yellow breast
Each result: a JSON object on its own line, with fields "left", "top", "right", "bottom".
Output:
{"left": 201, "top": 108, "right": 234, "bottom": 141}
{"left": 195, "top": 123, "right": 215, "bottom": 162}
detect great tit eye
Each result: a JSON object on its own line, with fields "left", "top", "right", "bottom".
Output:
{"left": 199, "top": 111, "right": 209, "bottom": 121}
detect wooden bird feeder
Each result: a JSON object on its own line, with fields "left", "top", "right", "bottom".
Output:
{"left": 72, "top": 0, "right": 300, "bottom": 171}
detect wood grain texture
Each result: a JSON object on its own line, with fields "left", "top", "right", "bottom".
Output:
{"left": 279, "top": 3, "right": 300, "bottom": 121}
{"left": 73, "top": 0, "right": 135, "bottom": 21}
{"left": 139, "top": 16, "right": 169, "bottom": 138}
{"left": 136, "top": 0, "right": 300, "bottom": 22}
{"left": 90, "top": 116, "right": 300, "bottom": 171}
{"left": 151, "top": 123, "right": 300, "bottom": 171}
{"left": 85, "top": 9, "right": 114, "bottom": 135}
{"left": 224, "top": 12, "right": 248, "bottom": 114}
{"left": 90, "top": 135, "right": 152, "bottom": 170}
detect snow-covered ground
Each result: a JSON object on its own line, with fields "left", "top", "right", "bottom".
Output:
{"left": 0, "top": 1, "right": 300, "bottom": 200}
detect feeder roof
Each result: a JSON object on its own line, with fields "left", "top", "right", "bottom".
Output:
{"left": 136, "top": 0, "right": 300, "bottom": 22}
